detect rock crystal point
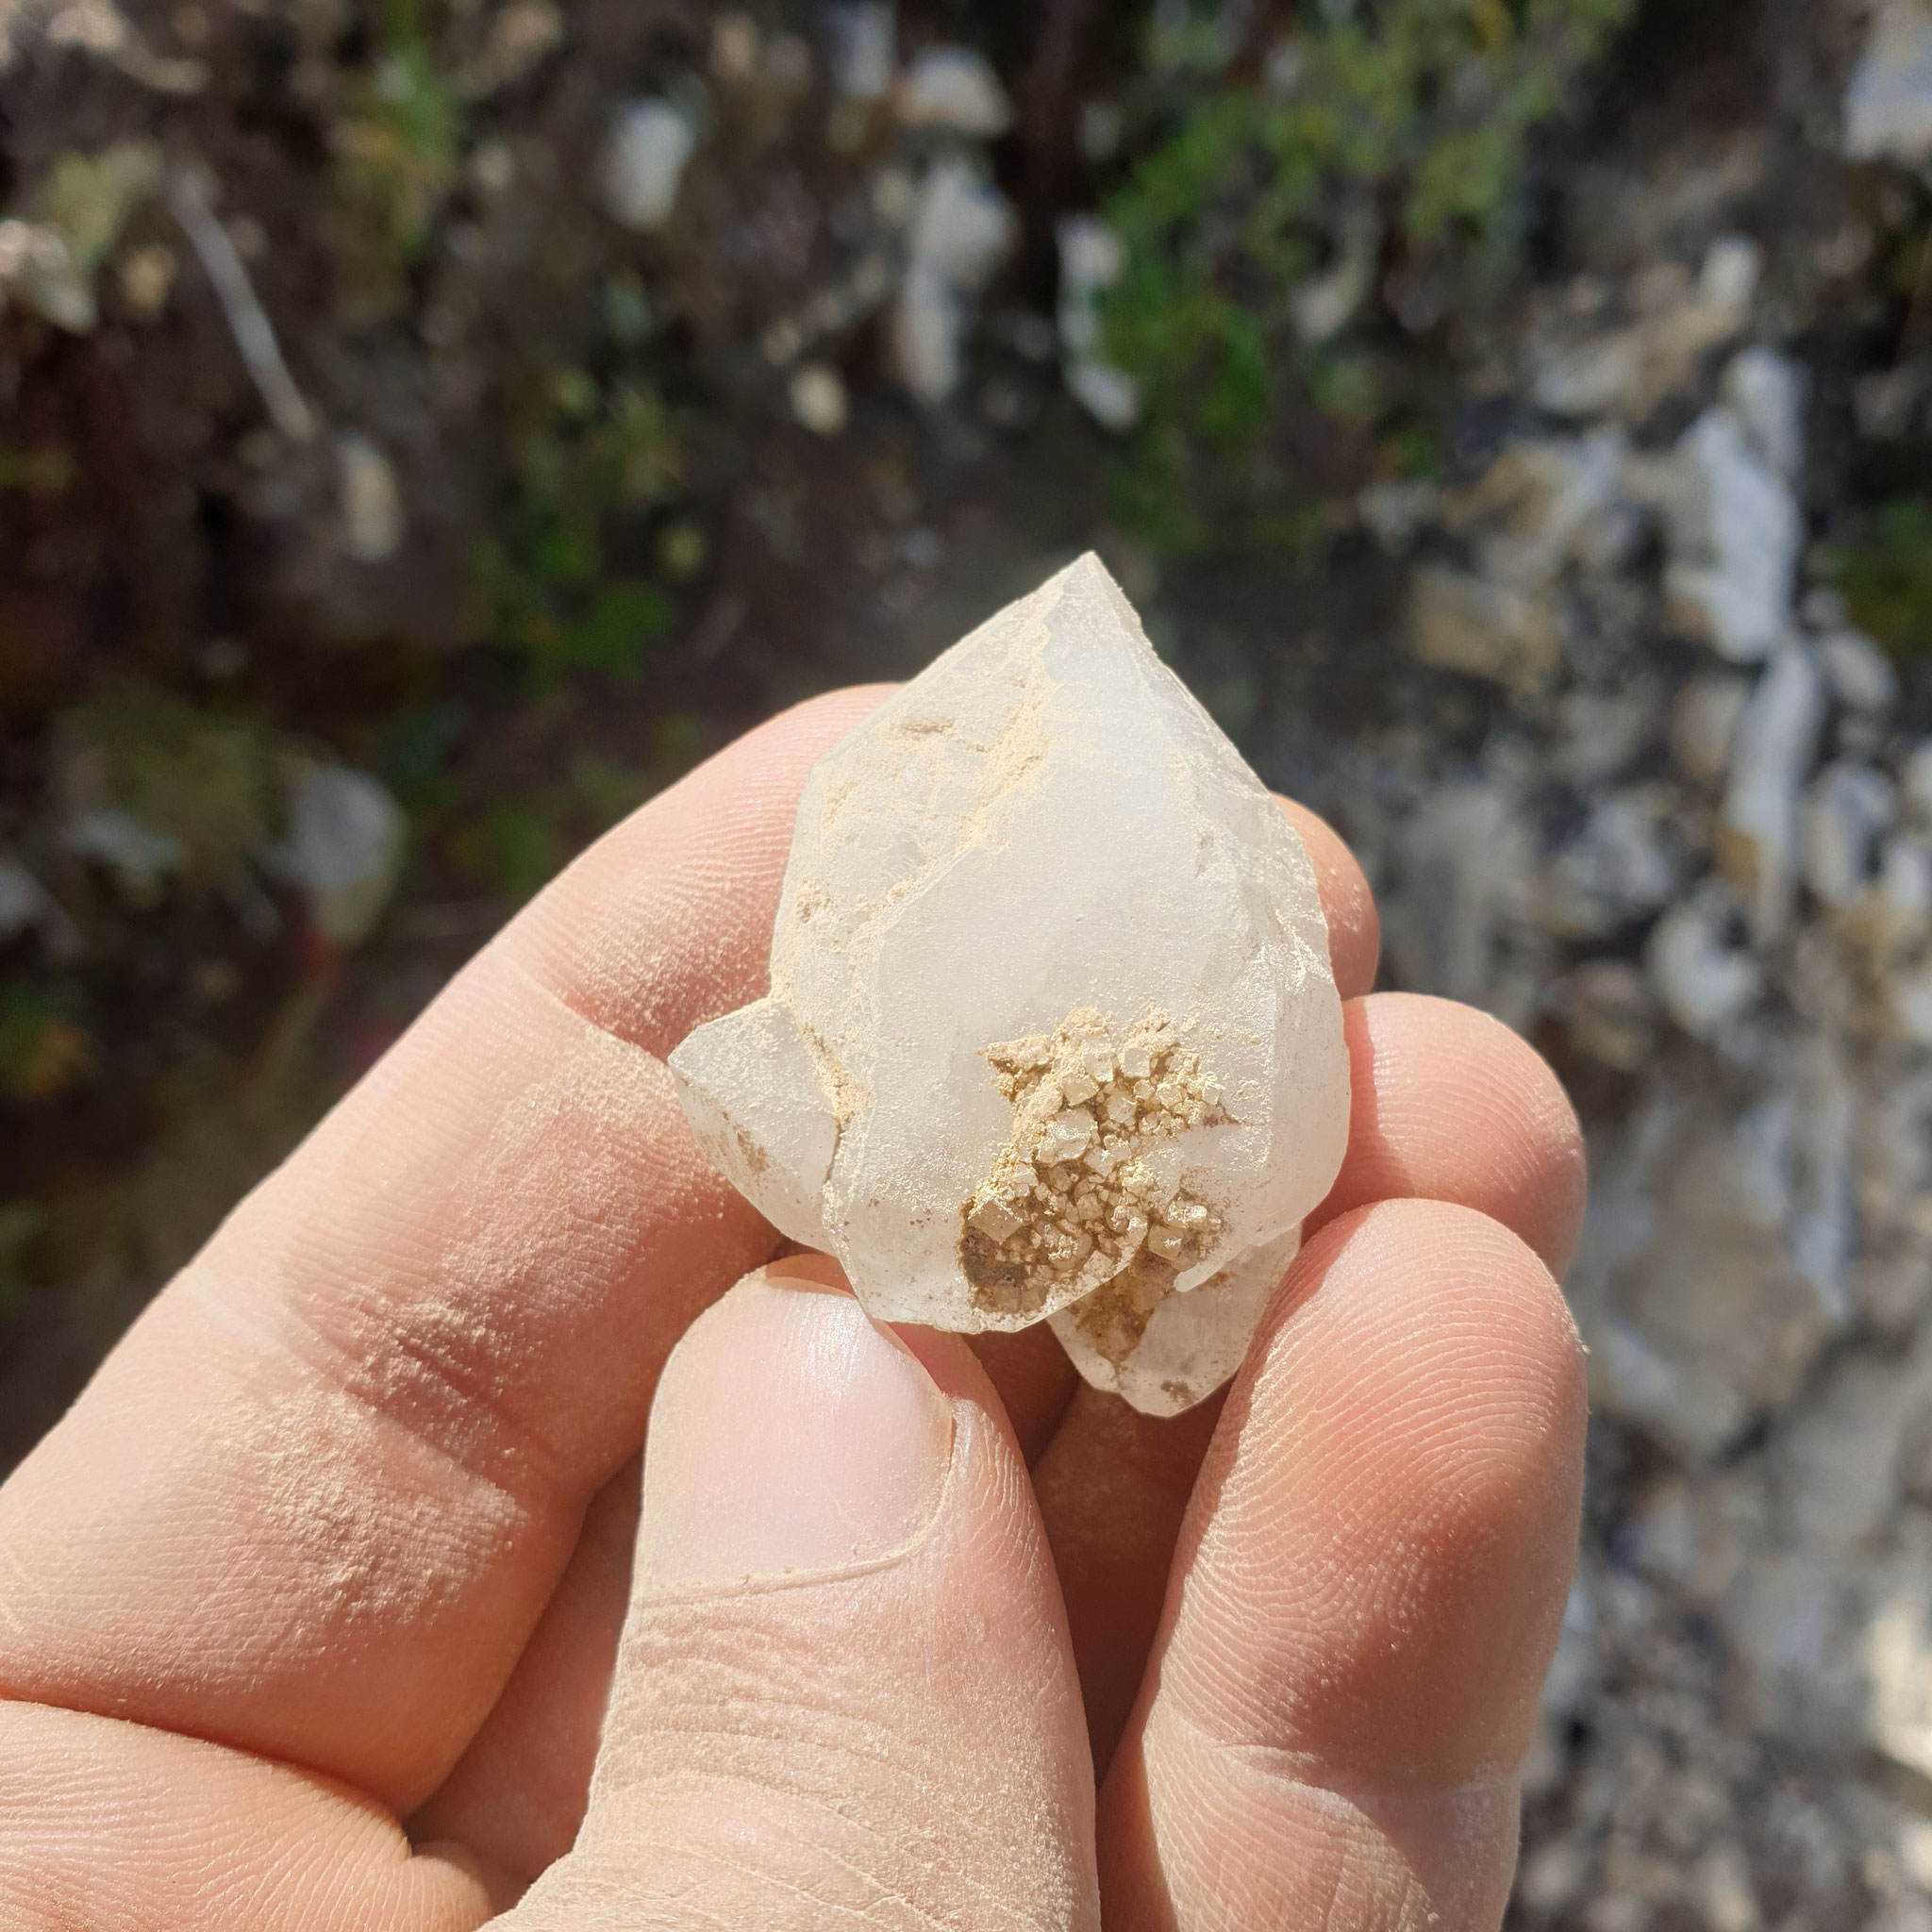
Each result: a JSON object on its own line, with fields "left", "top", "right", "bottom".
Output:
{"left": 668, "top": 554, "right": 1350, "bottom": 1414}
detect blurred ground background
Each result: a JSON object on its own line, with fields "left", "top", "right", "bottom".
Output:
{"left": 9, "top": 0, "right": 1932, "bottom": 1922}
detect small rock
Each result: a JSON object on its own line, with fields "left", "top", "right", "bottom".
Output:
{"left": 1531, "top": 237, "right": 1759, "bottom": 421}
{"left": 1660, "top": 406, "right": 1801, "bottom": 663}
{"left": 1564, "top": 958, "right": 1656, "bottom": 1072}
{"left": 789, "top": 360, "right": 849, "bottom": 436}
{"left": 1061, "top": 361, "right": 1135, "bottom": 431}
{"left": 1549, "top": 682, "right": 1661, "bottom": 786}
{"left": 1699, "top": 234, "right": 1764, "bottom": 321}
{"left": 1723, "top": 346, "right": 1806, "bottom": 481}
{"left": 893, "top": 262, "right": 964, "bottom": 404}
{"left": 0, "top": 219, "right": 93, "bottom": 332}
{"left": 1580, "top": 1086, "right": 1846, "bottom": 1459}
{"left": 1290, "top": 199, "right": 1379, "bottom": 345}
{"left": 1844, "top": 0, "right": 1932, "bottom": 165}
{"left": 895, "top": 44, "right": 1010, "bottom": 137}
{"left": 1055, "top": 215, "right": 1139, "bottom": 427}
{"left": 908, "top": 158, "right": 1013, "bottom": 291}
{"left": 1802, "top": 762, "right": 1895, "bottom": 909}
{"left": 0, "top": 858, "right": 46, "bottom": 940}
{"left": 710, "top": 11, "right": 760, "bottom": 83}
{"left": 456, "top": 0, "right": 560, "bottom": 99}
{"left": 603, "top": 99, "right": 697, "bottom": 232}
{"left": 1357, "top": 480, "right": 1440, "bottom": 556}
{"left": 275, "top": 763, "right": 407, "bottom": 946}
{"left": 1880, "top": 832, "right": 1932, "bottom": 931}
{"left": 1693, "top": 1843, "right": 1760, "bottom": 1932}
{"left": 1903, "top": 741, "right": 1932, "bottom": 824}
{"left": 1381, "top": 779, "right": 1540, "bottom": 1021}
{"left": 1647, "top": 879, "right": 1761, "bottom": 1041}
{"left": 1818, "top": 628, "right": 1900, "bottom": 713}
{"left": 337, "top": 432, "right": 406, "bottom": 563}
{"left": 1866, "top": 1522, "right": 1932, "bottom": 1780}
{"left": 1540, "top": 790, "right": 1683, "bottom": 940}
{"left": 1409, "top": 566, "right": 1558, "bottom": 698}
{"left": 1454, "top": 430, "right": 1637, "bottom": 590}
{"left": 1725, "top": 1546, "right": 1858, "bottom": 1742}
{"left": 1779, "top": 1348, "right": 1932, "bottom": 1556}
{"left": 1056, "top": 214, "right": 1125, "bottom": 360}
{"left": 827, "top": 1, "right": 894, "bottom": 102}
{"left": 1719, "top": 644, "right": 1824, "bottom": 942}
{"left": 1672, "top": 673, "right": 1752, "bottom": 785}
{"left": 63, "top": 807, "right": 186, "bottom": 902}
{"left": 118, "top": 242, "right": 176, "bottom": 318}
{"left": 893, "top": 160, "right": 1014, "bottom": 403}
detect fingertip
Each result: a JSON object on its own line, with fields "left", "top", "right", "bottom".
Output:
{"left": 1276, "top": 797, "right": 1379, "bottom": 998}
{"left": 1315, "top": 992, "right": 1589, "bottom": 1276}
{"left": 1099, "top": 1199, "right": 1586, "bottom": 1929}
{"left": 1212, "top": 1198, "right": 1588, "bottom": 1777}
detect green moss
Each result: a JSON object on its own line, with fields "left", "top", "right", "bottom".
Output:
{"left": 331, "top": 8, "right": 465, "bottom": 313}
{"left": 1837, "top": 499, "right": 1932, "bottom": 658}
{"left": 480, "top": 375, "right": 686, "bottom": 685}
{"left": 1099, "top": 0, "right": 1635, "bottom": 555}
{"left": 33, "top": 143, "right": 162, "bottom": 273}
{"left": 0, "top": 990, "right": 88, "bottom": 1102}
{"left": 56, "top": 685, "right": 276, "bottom": 892}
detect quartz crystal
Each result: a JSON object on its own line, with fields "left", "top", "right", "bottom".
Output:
{"left": 669, "top": 554, "right": 1350, "bottom": 1414}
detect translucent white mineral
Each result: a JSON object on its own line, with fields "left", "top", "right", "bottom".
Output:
{"left": 669, "top": 555, "right": 1350, "bottom": 1415}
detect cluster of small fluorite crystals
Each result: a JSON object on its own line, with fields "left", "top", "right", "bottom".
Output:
{"left": 961, "top": 1004, "right": 1228, "bottom": 1318}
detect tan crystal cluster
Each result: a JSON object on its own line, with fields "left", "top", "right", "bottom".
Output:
{"left": 964, "top": 1005, "right": 1227, "bottom": 1320}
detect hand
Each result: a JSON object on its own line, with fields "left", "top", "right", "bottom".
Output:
{"left": 0, "top": 689, "right": 1587, "bottom": 1931}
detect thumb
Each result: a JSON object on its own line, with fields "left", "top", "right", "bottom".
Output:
{"left": 496, "top": 1258, "right": 1100, "bottom": 1931}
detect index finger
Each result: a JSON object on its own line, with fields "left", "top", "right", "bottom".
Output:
{"left": 0, "top": 687, "right": 887, "bottom": 1815}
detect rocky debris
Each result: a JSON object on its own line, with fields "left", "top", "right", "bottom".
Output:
{"left": 788, "top": 360, "right": 848, "bottom": 436}
{"left": 1529, "top": 235, "right": 1760, "bottom": 422}
{"left": 894, "top": 157, "right": 1014, "bottom": 402}
{"left": 273, "top": 764, "right": 407, "bottom": 947}
{"left": 1302, "top": 102, "right": 1932, "bottom": 1927}
{"left": 1057, "top": 217, "right": 1140, "bottom": 430}
{"left": 1655, "top": 384, "right": 1804, "bottom": 663}
{"left": 1719, "top": 643, "right": 1824, "bottom": 943}
{"left": 336, "top": 432, "right": 406, "bottom": 563}
{"left": 894, "top": 44, "right": 1009, "bottom": 137}
{"left": 0, "top": 220, "right": 92, "bottom": 331}
{"left": 62, "top": 807, "right": 187, "bottom": 902}
{"left": 826, "top": 2, "right": 894, "bottom": 103}
{"left": 1409, "top": 565, "right": 1559, "bottom": 696}
{"left": 603, "top": 98, "right": 698, "bottom": 232}
{"left": 1844, "top": 0, "right": 1932, "bottom": 166}
{"left": 0, "top": 857, "right": 75, "bottom": 956}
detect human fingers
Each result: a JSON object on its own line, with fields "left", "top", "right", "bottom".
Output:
{"left": 407, "top": 1455, "right": 642, "bottom": 1889}
{"left": 0, "top": 687, "right": 890, "bottom": 1816}
{"left": 1307, "top": 992, "right": 1587, "bottom": 1274}
{"left": 496, "top": 1257, "right": 1100, "bottom": 1931}
{"left": 1034, "top": 991, "right": 1585, "bottom": 1771}
{"left": 405, "top": 786, "right": 1386, "bottom": 1871}
{"left": 0, "top": 1701, "right": 501, "bottom": 1931}
{"left": 1099, "top": 1200, "right": 1587, "bottom": 1931}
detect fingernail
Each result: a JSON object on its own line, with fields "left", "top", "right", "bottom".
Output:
{"left": 637, "top": 1266, "right": 954, "bottom": 1590}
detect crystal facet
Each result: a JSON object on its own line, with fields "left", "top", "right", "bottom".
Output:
{"left": 669, "top": 554, "right": 1350, "bottom": 1414}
